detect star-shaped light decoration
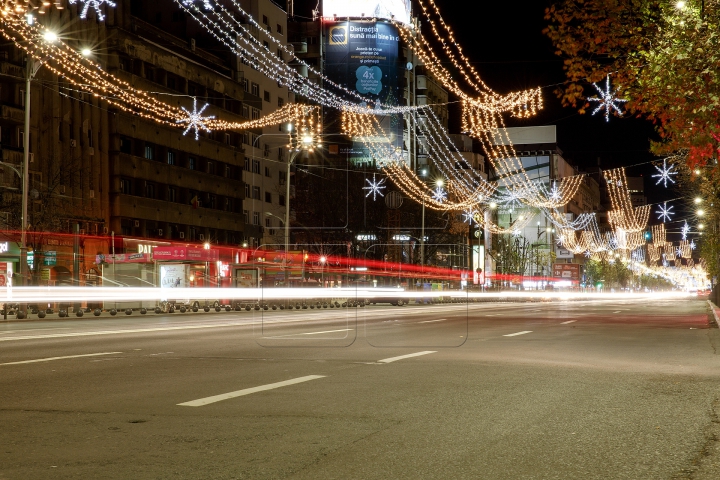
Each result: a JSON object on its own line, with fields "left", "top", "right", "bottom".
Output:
{"left": 462, "top": 209, "right": 477, "bottom": 225}
{"left": 588, "top": 75, "right": 628, "bottom": 122}
{"left": 690, "top": 239, "right": 697, "bottom": 250}
{"left": 70, "top": 0, "right": 117, "bottom": 21}
{"left": 362, "top": 174, "right": 386, "bottom": 201}
{"left": 584, "top": 250, "right": 592, "bottom": 258}
{"left": 176, "top": 98, "right": 214, "bottom": 140}
{"left": 651, "top": 159, "right": 678, "bottom": 188}
{"left": 656, "top": 202, "right": 675, "bottom": 222}
{"left": 675, "top": 246, "right": 683, "bottom": 258}
{"left": 512, "top": 229, "right": 522, "bottom": 237}
{"left": 432, "top": 185, "right": 447, "bottom": 203}
{"left": 681, "top": 221, "right": 691, "bottom": 241}
{"left": 181, "top": 0, "right": 214, "bottom": 9}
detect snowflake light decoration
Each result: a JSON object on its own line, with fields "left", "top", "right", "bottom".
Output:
{"left": 690, "top": 239, "right": 697, "bottom": 251}
{"left": 432, "top": 186, "right": 447, "bottom": 203}
{"left": 70, "top": 0, "right": 116, "bottom": 21}
{"left": 548, "top": 181, "right": 562, "bottom": 202}
{"left": 681, "top": 221, "right": 690, "bottom": 241}
{"left": 462, "top": 209, "right": 477, "bottom": 225}
{"left": 675, "top": 247, "right": 683, "bottom": 258}
{"left": 181, "top": 0, "right": 214, "bottom": 9}
{"left": 584, "top": 250, "right": 592, "bottom": 258}
{"left": 651, "top": 159, "right": 678, "bottom": 188}
{"left": 362, "top": 174, "right": 386, "bottom": 201}
{"left": 512, "top": 229, "right": 522, "bottom": 237}
{"left": 176, "top": 98, "right": 214, "bottom": 140}
{"left": 656, "top": 202, "right": 675, "bottom": 222}
{"left": 587, "top": 75, "right": 628, "bottom": 122}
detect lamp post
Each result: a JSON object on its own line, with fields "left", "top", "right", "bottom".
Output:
{"left": 319, "top": 255, "right": 327, "bottom": 287}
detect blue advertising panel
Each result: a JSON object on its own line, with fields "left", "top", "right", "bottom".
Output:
{"left": 324, "top": 20, "right": 403, "bottom": 165}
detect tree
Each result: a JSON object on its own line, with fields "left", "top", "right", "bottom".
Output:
{"left": 545, "top": 0, "right": 720, "bottom": 168}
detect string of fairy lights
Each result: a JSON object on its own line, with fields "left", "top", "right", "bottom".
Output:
{"left": 0, "top": 0, "right": 706, "bottom": 284}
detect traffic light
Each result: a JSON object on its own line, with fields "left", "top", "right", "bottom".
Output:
{"left": 644, "top": 231, "right": 651, "bottom": 241}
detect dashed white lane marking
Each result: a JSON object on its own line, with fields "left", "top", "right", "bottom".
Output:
{"left": 560, "top": 320, "right": 577, "bottom": 325}
{"left": 503, "top": 331, "right": 533, "bottom": 337}
{"left": 0, "top": 323, "right": 248, "bottom": 342}
{"left": 612, "top": 311, "right": 623, "bottom": 314}
{"left": 178, "top": 375, "right": 326, "bottom": 407}
{"left": 266, "top": 329, "right": 352, "bottom": 338}
{"left": 0, "top": 352, "right": 122, "bottom": 366}
{"left": 419, "top": 319, "right": 446, "bottom": 324}
{"left": 377, "top": 351, "right": 437, "bottom": 364}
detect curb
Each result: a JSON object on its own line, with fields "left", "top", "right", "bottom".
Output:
{"left": 706, "top": 300, "right": 720, "bottom": 327}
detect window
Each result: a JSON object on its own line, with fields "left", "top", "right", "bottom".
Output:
{"left": 278, "top": 97, "right": 285, "bottom": 108}
{"left": 144, "top": 144, "right": 154, "bottom": 160}
{"left": 265, "top": 191, "right": 272, "bottom": 203}
{"left": 252, "top": 160, "right": 260, "bottom": 174}
{"left": 262, "top": 15, "right": 268, "bottom": 25}
{"left": 242, "top": 104, "right": 249, "bottom": 118}
{"left": 243, "top": 210, "right": 249, "bottom": 224}
{"left": 242, "top": 78, "right": 249, "bottom": 92}
{"left": 279, "top": 171, "right": 287, "bottom": 185}
{"left": 145, "top": 183, "right": 155, "bottom": 199}
{"left": 279, "top": 194, "right": 285, "bottom": 206}
{"left": 167, "top": 151, "right": 175, "bottom": 165}
{"left": 225, "top": 165, "right": 231, "bottom": 177}
{"left": 207, "top": 161, "right": 215, "bottom": 175}
{"left": 208, "top": 194, "right": 217, "bottom": 209}
{"left": 244, "top": 184, "right": 250, "bottom": 198}
{"left": 87, "top": 129, "right": 93, "bottom": 148}
{"left": 251, "top": 107, "right": 260, "bottom": 120}
{"left": 264, "top": 166, "right": 271, "bottom": 178}
{"left": 253, "top": 211, "right": 260, "bottom": 225}
{"left": 265, "top": 218, "right": 272, "bottom": 228}
{"left": 263, "top": 144, "right": 270, "bottom": 157}
{"left": 188, "top": 157, "right": 196, "bottom": 170}
{"left": 244, "top": 157, "right": 250, "bottom": 171}
{"left": 252, "top": 186, "right": 260, "bottom": 200}
{"left": 276, "top": 24, "right": 283, "bottom": 34}
{"left": 278, "top": 148, "right": 285, "bottom": 162}
{"left": 277, "top": 48, "right": 283, "bottom": 59}
{"left": 120, "top": 137, "right": 132, "bottom": 154}
{"left": 263, "top": 90, "right": 270, "bottom": 102}
{"left": 251, "top": 82, "right": 259, "bottom": 97}
{"left": 120, "top": 178, "right": 133, "bottom": 195}
{"left": 168, "top": 187, "right": 176, "bottom": 202}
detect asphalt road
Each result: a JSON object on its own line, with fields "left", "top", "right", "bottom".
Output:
{"left": 1, "top": 297, "right": 719, "bottom": 479}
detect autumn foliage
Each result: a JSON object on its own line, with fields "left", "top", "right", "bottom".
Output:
{"left": 545, "top": 0, "right": 720, "bottom": 169}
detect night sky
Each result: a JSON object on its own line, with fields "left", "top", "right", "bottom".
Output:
{"left": 291, "top": 0, "right": 671, "bottom": 207}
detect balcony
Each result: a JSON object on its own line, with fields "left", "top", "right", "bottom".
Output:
{"left": 0, "top": 104, "right": 24, "bottom": 124}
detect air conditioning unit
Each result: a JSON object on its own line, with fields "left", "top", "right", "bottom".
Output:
{"left": 179, "top": 232, "right": 185, "bottom": 239}
{"left": 70, "top": 139, "right": 77, "bottom": 148}
{"left": 88, "top": 147, "right": 94, "bottom": 156}
{"left": 89, "top": 190, "right": 94, "bottom": 199}
{"left": 157, "top": 229, "right": 163, "bottom": 237}
{"left": 134, "top": 220, "right": 140, "bottom": 228}
{"left": 79, "top": 229, "right": 86, "bottom": 235}
{"left": 29, "top": 153, "right": 34, "bottom": 163}
{"left": 103, "top": 227, "right": 109, "bottom": 234}
{"left": 199, "top": 233, "right": 205, "bottom": 241}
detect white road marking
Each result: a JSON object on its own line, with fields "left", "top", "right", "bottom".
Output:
{"left": 377, "top": 351, "right": 437, "bottom": 363}
{"left": 178, "top": 375, "right": 326, "bottom": 407}
{"left": 0, "top": 323, "right": 249, "bottom": 342}
{"left": 419, "top": 319, "right": 446, "bottom": 324}
{"left": 0, "top": 352, "right": 122, "bottom": 366}
{"left": 560, "top": 320, "right": 577, "bottom": 325}
{"left": 612, "top": 311, "right": 622, "bottom": 314}
{"left": 503, "top": 331, "right": 532, "bottom": 337}
{"left": 267, "top": 328, "right": 352, "bottom": 338}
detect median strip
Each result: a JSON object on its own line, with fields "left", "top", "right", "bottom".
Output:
{"left": 377, "top": 351, "right": 437, "bottom": 363}
{"left": 177, "top": 375, "right": 326, "bottom": 407}
{"left": 0, "top": 351, "right": 123, "bottom": 366}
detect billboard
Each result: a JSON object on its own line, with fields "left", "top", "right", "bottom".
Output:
{"left": 325, "top": 20, "right": 403, "bottom": 164}
{"left": 323, "top": 0, "right": 411, "bottom": 25}
{"left": 552, "top": 263, "right": 580, "bottom": 282}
